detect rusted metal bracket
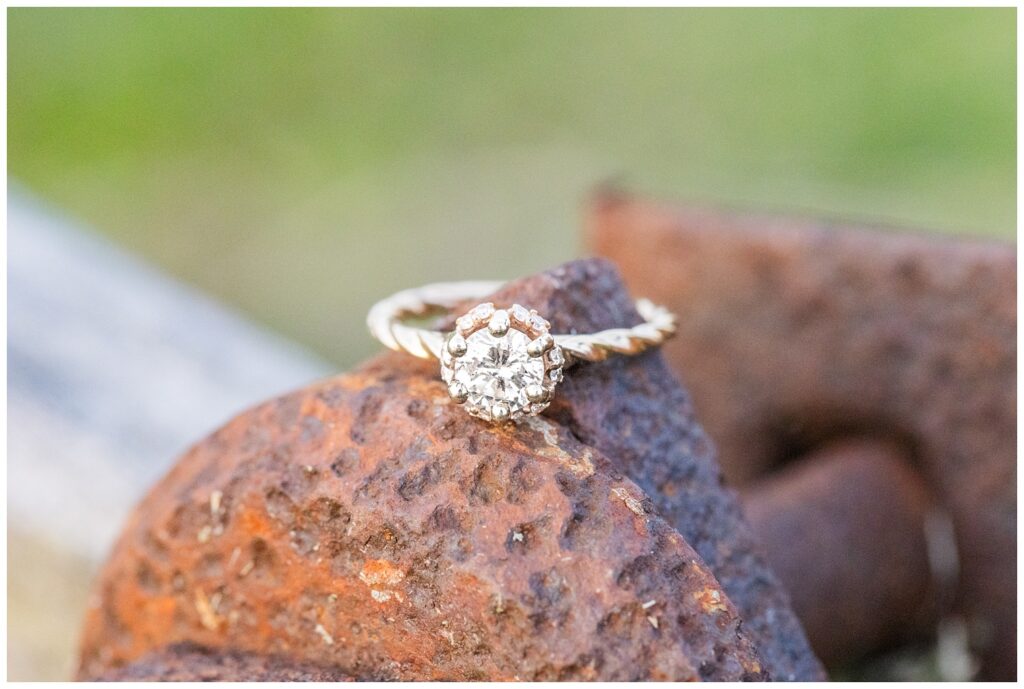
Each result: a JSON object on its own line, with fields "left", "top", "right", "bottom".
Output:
{"left": 589, "top": 192, "right": 1015, "bottom": 680}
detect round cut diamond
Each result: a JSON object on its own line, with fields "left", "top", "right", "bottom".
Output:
{"left": 442, "top": 304, "right": 564, "bottom": 422}
{"left": 452, "top": 328, "right": 545, "bottom": 418}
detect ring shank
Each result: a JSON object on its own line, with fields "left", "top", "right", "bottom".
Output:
{"left": 367, "top": 281, "right": 677, "bottom": 363}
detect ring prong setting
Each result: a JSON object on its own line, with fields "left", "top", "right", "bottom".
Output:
{"left": 525, "top": 384, "right": 548, "bottom": 403}
{"left": 447, "top": 334, "right": 468, "bottom": 357}
{"left": 491, "top": 402, "right": 511, "bottom": 422}
{"left": 448, "top": 381, "right": 469, "bottom": 404}
{"left": 527, "top": 334, "right": 553, "bottom": 357}
{"left": 488, "top": 310, "right": 511, "bottom": 336}
{"left": 439, "top": 302, "right": 563, "bottom": 423}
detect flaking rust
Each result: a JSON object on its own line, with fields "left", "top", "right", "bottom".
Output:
{"left": 78, "top": 260, "right": 821, "bottom": 681}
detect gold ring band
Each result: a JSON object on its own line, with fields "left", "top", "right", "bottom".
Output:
{"left": 367, "top": 281, "right": 677, "bottom": 422}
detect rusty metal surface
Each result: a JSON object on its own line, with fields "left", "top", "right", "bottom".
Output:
{"left": 77, "top": 260, "right": 825, "bottom": 681}
{"left": 452, "top": 261, "right": 824, "bottom": 680}
{"left": 743, "top": 439, "right": 937, "bottom": 666}
{"left": 589, "top": 195, "right": 1016, "bottom": 679}
{"left": 91, "top": 643, "right": 354, "bottom": 681}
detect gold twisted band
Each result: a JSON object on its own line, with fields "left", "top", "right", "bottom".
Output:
{"left": 367, "top": 281, "right": 677, "bottom": 364}
{"left": 367, "top": 280, "right": 677, "bottom": 423}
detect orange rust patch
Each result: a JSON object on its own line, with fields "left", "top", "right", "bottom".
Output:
{"left": 359, "top": 559, "right": 406, "bottom": 604}
{"left": 359, "top": 559, "right": 405, "bottom": 586}
{"left": 693, "top": 586, "right": 729, "bottom": 614}
{"left": 238, "top": 505, "right": 274, "bottom": 538}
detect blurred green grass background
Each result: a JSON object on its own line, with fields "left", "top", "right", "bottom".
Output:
{"left": 9, "top": 7, "right": 1016, "bottom": 367}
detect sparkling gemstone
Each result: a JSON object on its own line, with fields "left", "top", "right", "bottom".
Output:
{"left": 547, "top": 347, "right": 564, "bottom": 366}
{"left": 451, "top": 328, "right": 546, "bottom": 417}
{"left": 469, "top": 303, "right": 495, "bottom": 322}
{"left": 510, "top": 304, "right": 530, "bottom": 323}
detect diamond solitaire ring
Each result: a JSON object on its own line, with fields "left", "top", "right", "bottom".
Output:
{"left": 367, "top": 281, "right": 677, "bottom": 423}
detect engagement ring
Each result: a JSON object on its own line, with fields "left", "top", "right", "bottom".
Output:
{"left": 367, "top": 281, "right": 677, "bottom": 423}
